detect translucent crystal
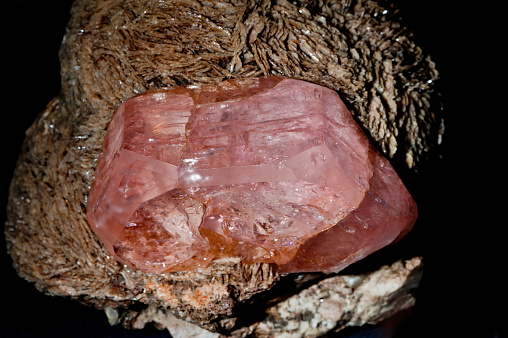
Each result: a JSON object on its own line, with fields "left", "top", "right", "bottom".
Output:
{"left": 86, "top": 77, "right": 417, "bottom": 273}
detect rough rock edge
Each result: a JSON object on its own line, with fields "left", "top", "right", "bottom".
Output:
{"left": 5, "top": 0, "right": 439, "bottom": 334}
{"left": 117, "top": 257, "right": 422, "bottom": 337}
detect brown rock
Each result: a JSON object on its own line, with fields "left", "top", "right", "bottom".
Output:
{"left": 127, "top": 258, "right": 422, "bottom": 337}
{"left": 5, "top": 0, "right": 440, "bottom": 335}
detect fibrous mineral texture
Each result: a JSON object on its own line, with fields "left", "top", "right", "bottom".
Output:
{"left": 87, "top": 77, "right": 417, "bottom": 274}
{"left": 6, "top": 0, "right": 439, "bottom": 334}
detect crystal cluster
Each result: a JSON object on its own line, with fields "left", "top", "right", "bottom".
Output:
{"left": 86, "top": 77, "right": 417, "bottom": 273}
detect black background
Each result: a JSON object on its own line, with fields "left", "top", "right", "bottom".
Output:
{"left": 2, "top": 1, "right": 503, "bottom": 337}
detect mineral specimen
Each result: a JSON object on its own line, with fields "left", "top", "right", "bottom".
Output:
{"left": 86, "top": 77, "right": 417, "bottom": 274}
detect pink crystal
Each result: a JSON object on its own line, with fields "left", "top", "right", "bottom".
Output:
{"left": 86, "top": 77, "right": 417, "bottom": 274}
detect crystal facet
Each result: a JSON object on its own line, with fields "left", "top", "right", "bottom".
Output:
{"left": 86, "top": 77, "right": 417, "bottom": 273}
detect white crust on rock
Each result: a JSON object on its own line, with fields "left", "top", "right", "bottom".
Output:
{"left": 128, "top": 258, "right": 422, "bottom": 337}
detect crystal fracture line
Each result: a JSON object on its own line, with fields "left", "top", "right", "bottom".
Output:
{"left": 86, "top": 76, "right": 417, "bottom": 273}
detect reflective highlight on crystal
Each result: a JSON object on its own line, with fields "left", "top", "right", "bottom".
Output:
{"left": 86, "top": 77, "right": 417, "bottom": 273}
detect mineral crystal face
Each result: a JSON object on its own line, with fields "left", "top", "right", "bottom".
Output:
{"left": 86, "top": 77, "right": 417, "bottom": 274}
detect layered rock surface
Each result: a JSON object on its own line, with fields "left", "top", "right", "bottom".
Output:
{"left": 87, "top": 77, "right": 417, "bottom": 274}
